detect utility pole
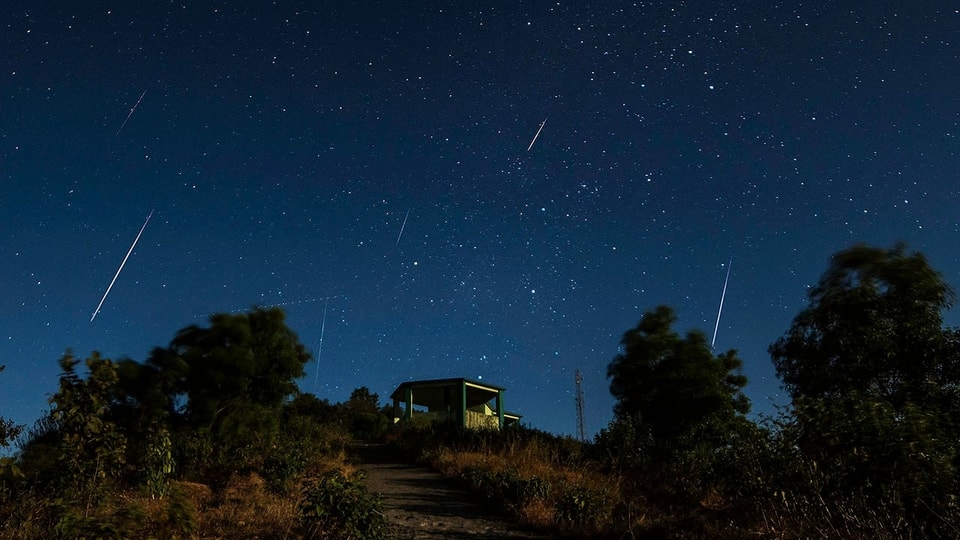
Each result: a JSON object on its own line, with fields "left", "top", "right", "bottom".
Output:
{"left": 575, "top": 369, "right": 586, "bottom": 442}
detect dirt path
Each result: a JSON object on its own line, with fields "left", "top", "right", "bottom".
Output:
{"left": 353, "top": 445, "right": 556, "bottom": 540}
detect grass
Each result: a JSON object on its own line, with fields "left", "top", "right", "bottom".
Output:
{"left": 417, "top": 431, "right": 628, "bottom": 538}
{"left": 197, "top": 473, "right": 298, "bottom": 539}
{"left": 0, "top": 447, "right": 368, "bottom": 540}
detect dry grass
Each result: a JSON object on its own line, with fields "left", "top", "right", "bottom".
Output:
{"left": 304, "top": 448, "right": 359, "bottom": 479}
{"left": 190, "top": 450, "right": 360, "bottom": 539}
{"left": 434, "top": 446, "right": 613, "bottom": 496}
{"left": 0, "top": 447, "right": 360, "bottom": 540}
{"left": 195, "top": 472, "right": 297, "bottom": 539}
{"left": 429, "top": 439, "right": 623, "bottom": 537}
{"left": 179, "top": 480, "right": 215, "bottom": 509}
{"left": 516, "top": 498, "right": 555, "bottom": 529}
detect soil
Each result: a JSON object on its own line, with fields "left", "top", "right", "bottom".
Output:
{"left": 353, "top": 444, "right": 558, "bottom": 540}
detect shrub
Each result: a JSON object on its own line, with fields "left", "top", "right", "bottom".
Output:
{"left": 163, "top": 483, "right": 197, "bottom": 537}
{"left": 553, "top": 482, "right": 613, "bottom": 533}
{"left": 262, "top": 446, "right": 306, "bottom": 494}
{"left": 140, "top": 426, "right": 175, "bottom": 500}
{"left": 500, "top": 472, "right": 550, "bottom": 508}
{"left": 299, "top": 470, "right": 385, "bottom": 540}
{"left": 54, "top": 503, "right": 146, "bottom": 540}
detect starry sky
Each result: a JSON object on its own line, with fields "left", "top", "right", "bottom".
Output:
{"left": 2, "top": 2, "right": 959, "bottom": 439}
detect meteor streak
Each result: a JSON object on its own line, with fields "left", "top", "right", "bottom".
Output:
{"left": 526, "top": 118, "right": 547, "bottom": 151}
{"left": 115, "top": 87, "right": 148, "bottom": 136}
{"left": 90, "top": 209, "right": 154, "bottom": 322}
{"left": 396, "top": 208, "right": 410, "bottom": 245}
{"left": 315, "top": 298, "right": 329, "bottom": 386}
{"left": 711, "top": 257, "right": 733, "bottom": 349}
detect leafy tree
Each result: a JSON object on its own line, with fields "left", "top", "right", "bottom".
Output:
{"left": 112, "top": 357, "right": 178, "bottom": 432}
{"left": 0, "top": 365, "right": 23, "bottom": 448}
{"left": 110, "top": 357, "right": 178, "bottom": 496}
{"left": 769, "top": 243, "right": 960, "bottom": 536}
{"left": 49, "top": 352, "right": 128, "bottom": 512}
{"left": 284, "top": 393, "right": 337, "bottom": 425}
{"left": 339, "top": 387, "right": 388, "bottom": 441}
{"left": 607, "top": 305, "right": 750, "bottom": 447}
{"left": 154, "top": 307, "right": 312, "bottom": 474}
{"left": 770, "top": 242, "right": 959, "bottom": 411}
{"left": 0, "top": 365, "right": 25, "bottom": 488}
{"left": 165, "top": 307, "right": 311, "bottom": 429}
{"left": 343, "top": 387, "right": 381, "bottom": 415}
{"left": 600, "top": 307, "right": 756, "bottom": 511}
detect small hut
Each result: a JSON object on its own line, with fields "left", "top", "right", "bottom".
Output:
{"left": 390, "top": 378, "right": 521, "bottom": 430}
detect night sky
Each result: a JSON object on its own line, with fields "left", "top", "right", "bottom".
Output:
{"left": 3, "top": 2, "right": 959, "bottom": 439}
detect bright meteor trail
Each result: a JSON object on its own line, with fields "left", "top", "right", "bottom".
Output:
{"left": 315, "top": 298, "right": 328, "bottom": 387}
{"left": 711, "top": 257, "right": 733, "bottom": 349}
{"left": 396, "top": 208, "right": 410, "bottom": 246}
{"left": 527, "top": 118, "right": 547, "bottom": 151}
{"left": 116, "top": 87, "right": 148, "bottom": 136}
{"left": 90, "top": 209, "right": 154, "bottom": 322}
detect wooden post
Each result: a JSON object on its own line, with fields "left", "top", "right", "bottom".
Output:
{"left": 460, "top": 380, "right": 467, "bottom": 427}
{"left": 405, "top": 386, "right": 413, "bottom": 420}
{"left": 497, "top": 390, "right": 504, "bottom": 430}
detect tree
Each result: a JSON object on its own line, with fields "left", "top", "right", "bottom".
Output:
{"left": 769, "top": 243, "right": 960, "bottom": 536}
{"left": 0, "top": 365, "right": 22, "bottom": 448}
{"left": 607, "top": 305, "right": 750, "bottom": 448}
{"left": 601, "top": 305, "right": 755, "bottom": 509}
{"left": 339, "top": 387, "right": 388, "bottom": 441}
{"left": 49, "top": 352, "right": 127, "bottom": 511}
{"left": 770, "top": 242, "right": 959, "bottom": 411}
{"left": 0, "top": 365, "right": 24, "bottom": 485}
{"left": 150, "top": 307, "right": 311, "bottom": 474}
{"left": 283, "top": 393, "right": 336, "bottom": 425}
{"left": 162, "top": 307, "right": 311, "bottom": 428}
{"left": 343, "top": 387, "right": 381, "bottom": 415}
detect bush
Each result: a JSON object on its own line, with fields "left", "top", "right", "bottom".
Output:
{"left": 500, "top": 472, "right": 550, "bottom": 508}
{"left": 299, "top": 470, "right": 386, "bottom": 540}
{"left": 553, "top": 481, "right": 613, "bottom": 532}
{"left": 163, "top": 483, "right": 197, "bottom": 538}
{"left": 262, "top": 446, "right": 306, "bottom": 494}
{"left": 54, "top": 503, "right": 146, "bottom": 540}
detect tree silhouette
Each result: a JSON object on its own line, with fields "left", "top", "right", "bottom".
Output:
{"left": 50, "top": 352, "right": 128, "bottom": 511}
{"left": 132, "top": 307, "right": 313, "bottom": 475}
{"left": 769, "top": 243, "right": 960, "bottom": 536}
{"left": 162, "top": 307, "right": 311, "bottom": 430}
{"left": 607, "top": 305, "right": 749, "bottom": 447}
{"left": 0, "top": 366, "right": 22, "bottom": 448}
{"left": 770, "top": 242, "right": 960, "bottom": 411}
{"left": 339, "top": 387, "right": 388, "bottom": 441}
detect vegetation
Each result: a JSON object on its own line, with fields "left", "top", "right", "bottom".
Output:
{"left": 1, "top": 242, "right": 959, "bottom": 538}
{"left": 392, "top": 419, "right": 613, "bottom": 537}
{"left": 387, "top": 242, "right": 960, "bottom": 538}
{"left": 0, "top": 365, "right": 24, "bottom": 484}
{"left": 0, "top": 366, "right": 22, "bottom": 449}
{"left": 299, "top": 470, "right": 386, "bottom": 540}
{"left": 604, "top": 305, "right": 756, "bottom": 503}
{"left": 767, "top": 243, "right": 960, "bottom": 537}
{"left": 0, "top": 307, "right": 389, "bottom": 540}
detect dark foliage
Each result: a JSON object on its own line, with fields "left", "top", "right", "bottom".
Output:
{"left": 336, "top": 387, "right": 390, "bottom": 441}
{"left": 606, "top": 305, "right": 750, "bottom": 460}
{"left": 0, "top": 366, "right": 22, "bottom": 449}
{"left": 165, "top": 307, "right": 311, "bottom": 429}
{"left": 299, "top": 470, "right": 386, "bottom": 540}
{"left": 770, "top": 242, "right": 959, "bottom": 409}
{"left": 769, "top": 243, "right": 960, "bottom": 536}
{"left": 2, "top": 308, "right": 379, "bottom": 539}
